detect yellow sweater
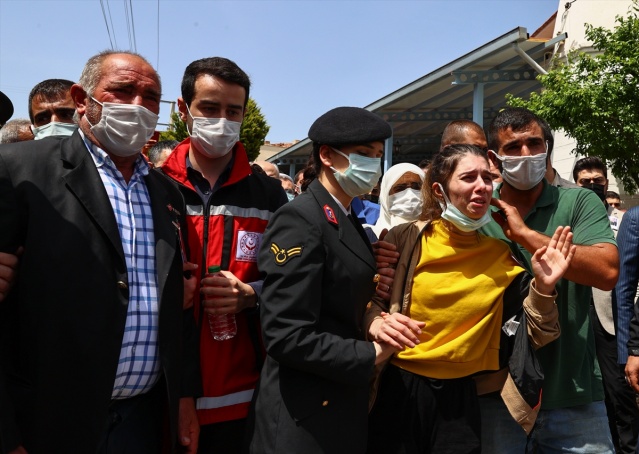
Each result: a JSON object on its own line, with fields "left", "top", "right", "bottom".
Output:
{"left": 393, "top": 220, "right": 524, "bottom": 379}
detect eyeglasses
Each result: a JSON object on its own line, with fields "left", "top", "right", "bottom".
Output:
{"left": 577, "top": 177, "right": 607, "bottom": 186}
{"left": 609, "top": 202, "right": 622, "bottom": 208}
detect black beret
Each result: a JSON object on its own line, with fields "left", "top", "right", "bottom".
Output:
{"left": 308, "top": 106, "right": 392, "bottom": 146}
{"left": 0, "top": 90, "right": 14, "bottom": 126}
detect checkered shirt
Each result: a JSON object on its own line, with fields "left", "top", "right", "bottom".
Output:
{"left": 81, "top": 132, "right": 161, "bottom": 399}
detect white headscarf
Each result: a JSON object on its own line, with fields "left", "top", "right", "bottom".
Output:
{"left": 371, "top": 163, "right": 425, "bottom": 238}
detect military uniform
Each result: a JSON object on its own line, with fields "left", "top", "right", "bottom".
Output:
{"left": 248, "top": 179, "right": 377, "bottom": 453}
{"left": 247, "top": 106, "right": 392, "bottom": 454}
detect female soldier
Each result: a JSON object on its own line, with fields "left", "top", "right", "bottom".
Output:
{"left": 365, "top": 144, "right": 575, "bottom": 453}
{"left": 247, "top": 107, "right": 424, "bottom": 454}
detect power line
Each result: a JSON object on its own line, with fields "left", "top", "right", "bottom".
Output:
{"left": 99, "top": 0, "right": 115, "bottom": 49}
{"left": 106, "top": 0, "right": 118, "bottom": 49}
{"left": 123, "top": 0, "right": 133, "bottom": 51}
{"left": 129, "top": 0, "right": 138, "bottom": 52}
{"left": 156, "top": 0, "right": 160, "bottom": 70}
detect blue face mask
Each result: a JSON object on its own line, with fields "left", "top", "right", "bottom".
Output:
{"left": 31, "top": 121, "right": 77, "bottom": 140}
{"left": 330, "top": 148, "right": 382, "bottom": 198}
{"left": 436, "top": 183, "right": 492, "bottom": 232}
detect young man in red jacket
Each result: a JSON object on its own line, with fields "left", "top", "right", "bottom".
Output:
{"left": 161, "top": 57, "right": 287, "bottom": 452}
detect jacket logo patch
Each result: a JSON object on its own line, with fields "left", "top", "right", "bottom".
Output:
{"left": 270, "top": 243, "right": 303, "bottom": 265}
{"left": 236, "top": 231, "right": 262, "bottom": 262}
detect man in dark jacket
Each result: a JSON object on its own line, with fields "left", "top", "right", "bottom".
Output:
{"left": 0, "top": 50, "right": 199, "bottom": 454}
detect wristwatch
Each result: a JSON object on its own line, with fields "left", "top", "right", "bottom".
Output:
{"left": 629, "top": 348, "right": 639, "bottom": 356}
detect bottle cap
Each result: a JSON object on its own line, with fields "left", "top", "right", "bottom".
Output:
{"left": 208, "top": 265, "right": 221, "bottom": 273}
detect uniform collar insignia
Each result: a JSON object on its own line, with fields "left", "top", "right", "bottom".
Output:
{"left": 323, "top": 204, "right": 338, "bottom": 225}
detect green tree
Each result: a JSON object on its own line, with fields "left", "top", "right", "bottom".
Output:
{"left": 240, "top": 98, "right": 270, "bottom": 161}
{"left": 507, "top": 3, "right": 639, "bottom": 192}
{"left": 159, "top": 111, "right": 188, "bottom": 142}
{"left": 159, "top": 98, "right": 270, "bottom": 162}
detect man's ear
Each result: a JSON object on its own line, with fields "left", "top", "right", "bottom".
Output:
{"left": 70, "top": 84, "right": 88, "bottom": 115}
{"left": 177, "top": 98, "right": 188, "bottom": 123}
{"left": 487, "top": 150, "right": 502, "bottom": 173}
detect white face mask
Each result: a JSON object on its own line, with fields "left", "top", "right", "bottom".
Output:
{"left": 31, "top": 121, "right": 78, "bottom": 140}
{"left": 330, "top": 148, "right": 382, "bottom": 198}
{"left": 87, "top": 98, "right": 159, "bottom": 157}
{"left": 186, "top": 104, "right": 241, "bottom": 158}
{"left": 388, "top": 188, "right": 423, "bottom": 222}
{"left": 490, "top": 150, "right": 547, "bottom": 191}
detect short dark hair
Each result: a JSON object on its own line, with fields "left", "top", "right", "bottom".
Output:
{"left": 488, "top": 107, "right": 552, "bottom": 152}
{"left": 147, "top": 140, "right": 178, "bottom": 166}
{"left": 606, "top": 191, "right": 620, "bottom": 199}
{"left": 181, "top": 57, "right": 250, "bottom": 108}
{"left": 418, "top": 158, "right": 430, "bottom": 170}
{"left": 28, "top": 79, "right": 74, "bottom": 122}
{"left": 572, "top": 156, "right": 607, "bottom": 182}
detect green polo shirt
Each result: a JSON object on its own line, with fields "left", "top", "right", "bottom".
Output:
{"left": 480, "top": 180, "right": 617, "bottom": 409}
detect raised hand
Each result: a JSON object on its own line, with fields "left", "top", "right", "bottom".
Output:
{"left": 530, "top": 226, "right": 576, "bottom": 295}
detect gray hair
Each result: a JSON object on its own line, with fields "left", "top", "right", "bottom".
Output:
{"left": 0, "top": 118, "right": 33, "bottom": 144}
{"left": 279, "top": 173, "right": 294, "bottom": 183}
{"left": 74, "top": 50, "right": 161, "bottom": 124}
{"left": 78, "top": 50, "right": 160, "bottom": 97}
{"left": 148, "top": 139, "right": 178, "bottom": 166}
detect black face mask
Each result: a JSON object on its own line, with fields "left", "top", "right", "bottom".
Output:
{"left": 583, "top": 183, "right": 606, "bottom": 202}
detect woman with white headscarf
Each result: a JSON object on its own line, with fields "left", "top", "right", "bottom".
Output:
{"left": 369, "top": 163, "right": 425, "bottom": 241}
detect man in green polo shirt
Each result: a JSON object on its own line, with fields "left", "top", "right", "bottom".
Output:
{"left": 479, "top": 107, "right": 618, "bottom": 453}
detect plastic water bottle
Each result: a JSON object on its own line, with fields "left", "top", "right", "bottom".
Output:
{"left": 206, "top": 265, "right": 237, "bottom": 341}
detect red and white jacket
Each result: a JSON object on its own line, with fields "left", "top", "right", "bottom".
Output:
{"left": 162, "top": 139, "right": 287, "bottom": 425}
